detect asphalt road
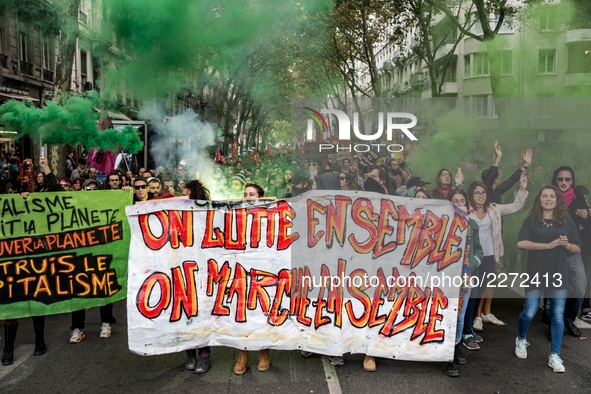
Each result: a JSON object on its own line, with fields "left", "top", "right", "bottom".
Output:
{"left": 1, "top": 296, "right": 591, "bottom": 394}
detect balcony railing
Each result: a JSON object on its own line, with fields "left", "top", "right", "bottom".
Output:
{"left": 0, "top": 53, "right": 7, "bottom": 69}
{"left": 20, "top": 60, "right": 33, "bottom": 76}
{"left": 43, "top": 68, "right": 54, "bottom": 82}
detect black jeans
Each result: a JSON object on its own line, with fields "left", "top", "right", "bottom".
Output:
{"left": 71, "top": 304, "right": 117, "bottom": 330}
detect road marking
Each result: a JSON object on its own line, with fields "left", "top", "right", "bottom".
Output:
{"left": 0, "top": 344, "right": 34, "bottom": 382}
{"left": 321, "top": 357, "right": 342, "bottom": 394}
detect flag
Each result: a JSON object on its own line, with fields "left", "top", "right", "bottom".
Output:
{"left": 249, "top": 149, "right": 260, "bottom": 165}
{"left": 214, "top": 147, "right": 227, "bottom": 164}
{"left": 266, "top": 143, "right": 273, "bottom": 159}
{"left": 231, "top": 139, "right": 239, "bottom": 161}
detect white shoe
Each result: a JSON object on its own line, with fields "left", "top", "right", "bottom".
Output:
{"left": 548, "top": 355, "right": 565, "bottom": 373}
{"left": 473, "top": 317, "right": 483, "bottom": 331}
{"left": 70, "top": 328, "right": 85, "bottom": 343}
{"left": 100, "top": 323, "right": 112, "bottom": 338}
{"left": 481, "top": 313, "right": 505, "bottom": 326}
{"left": 515, "top": 337, "right": 529, "bottom": 359}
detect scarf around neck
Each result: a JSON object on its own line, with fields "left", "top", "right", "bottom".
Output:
{"left": 561, "top": 187, "right": 576, "bottom": 206}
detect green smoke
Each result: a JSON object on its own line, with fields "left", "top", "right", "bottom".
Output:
{"left": 0, "top": 94, "right": 143, "bottom": 152}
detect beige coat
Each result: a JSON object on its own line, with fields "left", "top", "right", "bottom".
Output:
{"left": 469, "top": 189, "right": 529, "bottom": 272}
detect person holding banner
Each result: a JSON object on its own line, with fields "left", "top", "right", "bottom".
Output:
{"left": 233, "top": 183, "right": 272, "bottom": 375}
{"left": 444, "top": 188, "right": 483, "bottom": 377}
{"left": 182, "top": 179, "right": 213, "bottom": 374}
{"left": 515, "top": 185, "right": 580, "bottom": 373}
{"left": 2, "top": 155, "right": 62, "bottom": 365}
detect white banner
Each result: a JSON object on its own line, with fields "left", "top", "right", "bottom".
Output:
{"left": 126, "top": 191, "right": 467, "bottom": 361}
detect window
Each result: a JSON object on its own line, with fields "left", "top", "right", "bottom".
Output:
{"left": 80, "top": 49, "right": 87, "bottom": 82}
{"left": 501, "top": 50, "right": 512, "bottom": 75}
{"left": 538, "top": 49, "right": 556, "bottom": 73}
{"left": 464, "top": 55, "right": 471, "bottom": 77}
{"left": 474, "top": 95, "right": 488, "bottom": 117}
{"left": 19, "top": 31, "right": 29, "bottom": 62}
{"left": 42, "top": 39, "right": 52, "bottom": 70}
{"left": 464, "top": 53, "right": 489, "bottom": 77}
{"left": 536, "top": 93, "right": 554, "bottom": 117}
{"left": 567, "top": 43, "right": 591, "bottom": 74}
{"left": 539, "top": 6, "right": 558, "bottom": 31}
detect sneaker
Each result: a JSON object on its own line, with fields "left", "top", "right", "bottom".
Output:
{"left": 70, "top": 328, "right": 85, "bottom": 344}
{"left": 548, "top": 355, "right": 565, "bottom": 373}
{"left": 444, "top": 362, "right": 459, "bottom": 377}
{"left": 99, "top": 323, "right": 112, "bottom": 339}
{"left": 581, "top": 311, "right": 591, "bottom": 322}
{"left": 185, "top": 350, "right": 196, "bottom": 370}
{"left": 473, "top": 317, "right": 483, "bottom": 331}
{"left": 473, "top": 333, "right": 483, "bottom": 343}
{"left": 329, "top": 356, "right": 344, "bottom": 366}
{"left": 300, "top": 351, "right": 313, "bottom": 358}
{"left": 481, "top": 313, "right": 505, "bottom": 326}
{"left": 515, "top": 337, "right": 529, "bottom": 359}
{"left": 194, "top": 351, "right": 211, "bottom": 374}
{"left": 462, "top": 334, "right": 480, "bottom": 351}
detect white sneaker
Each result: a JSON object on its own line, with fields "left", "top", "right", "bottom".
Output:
{"left": 515, "top": 337, "right": 529, "bottom": 359}
{"left": 99, "top": 323, "right": 112, "bottom": 339}
{"left": 481, "top": 313, "right": 505, "bottom": 326}
{"left": 473, "top": 317, "right": 483, "bottom": 331}
{"left": 548, "top": 355, "right": 565, "bottom": 373}
{"left": 70, "top": 328, "right": 85, "bottom": 343}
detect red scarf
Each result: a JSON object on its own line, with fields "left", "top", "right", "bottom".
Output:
{"left": 561, "top": 188, "right": 576, "bottom": 206}
{"left": 437, "top": 185, "right": 452, "bottom": 199}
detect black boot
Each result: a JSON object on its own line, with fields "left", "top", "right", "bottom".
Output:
{"left": 32, "top": 316, "right": 46, "bottom": 356}
{"left": 444, "top": 362, "right": 459, "bottom": 377}
{"left": 2, "top": 321, "right": 19, "bottom": 366}
{"left": 454, "top": 343, "right": 466, "bottom": 365}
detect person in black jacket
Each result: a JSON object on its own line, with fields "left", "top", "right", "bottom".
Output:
{"left": 544, "top": 166, "right": 589, "bottom": 338}
{"left": 2, "top": 155, "right": 63, "bottom": 365}
{"left": 481, "top": 141, "right": 533, "bottom": 204}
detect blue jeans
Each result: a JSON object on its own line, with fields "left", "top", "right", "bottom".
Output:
{"left": 565, "top": 253, "right": 585, "bottom": 324}
{"left": 456, "top": 287, "right": 472, "bottom": 344}
{"left": 463, "top": 256, "right": 493, "bottom": 336}
{"left": 518, "top": 288, "right": 567, "bottom": 355}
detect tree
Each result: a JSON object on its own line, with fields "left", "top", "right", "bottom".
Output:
{"left": 425, "top": 0, "right": 533, "bottom": 99}
{"left": 398, "top": 0, "right": 474, "bottom": 97}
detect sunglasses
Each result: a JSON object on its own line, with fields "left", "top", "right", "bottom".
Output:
{"left": 340, "top": 176, "right": 346, "bottom": 180}
{"left": 557, "top": 177, "right": 572, "bottom": 183}
{"left": 134, "top": 185, "right": 148, "bottom": 190}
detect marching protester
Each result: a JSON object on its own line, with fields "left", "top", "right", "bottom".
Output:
{"left": 233, "top": 183, "right": 272, "bottom": 375}
{"left": 463, "top": 173, "right": 528, "bottom": 349}
{"left": 515, "top": 185, "right": 581, "bottom": 373}
{"left": 445, "top": 188, "right": 483, "bottom": 377}
{"left": 181, "top": 179, "right": 213, "bottom": 374}
{"left": 547, "top": 167, "right": 588, "bottom": 337}
{"left": 2, "top": 155, "right": 61, "bottom": 365}
{"left": 475, "top": 143, "right": 533, "bottom": 330}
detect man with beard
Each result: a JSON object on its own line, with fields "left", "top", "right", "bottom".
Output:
{"left": 348, "top": 160, "right": 364, "bottom": 188}
{"left": 544, "top": 166, "right": 589, "bottom": 338}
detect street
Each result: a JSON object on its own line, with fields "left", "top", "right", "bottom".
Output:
{"left": 1, "top": 296, "right": 591, "bottom": 394}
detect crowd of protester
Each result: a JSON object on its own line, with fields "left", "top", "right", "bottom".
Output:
{"left": 1, "top": 140, "right": 590, "bottom": 377}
